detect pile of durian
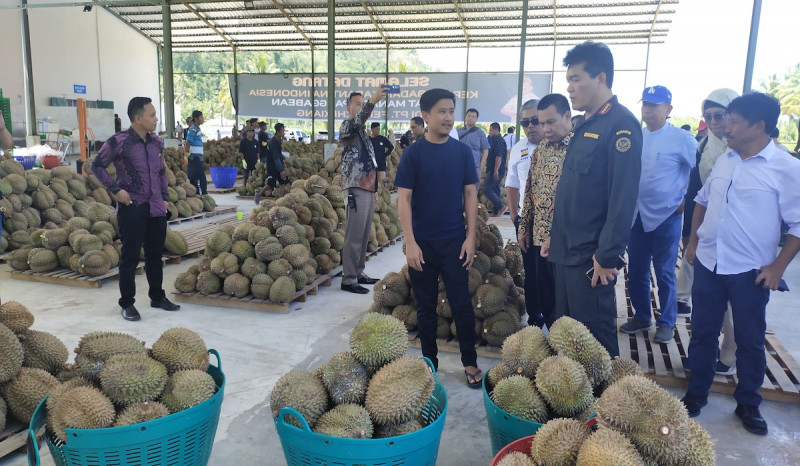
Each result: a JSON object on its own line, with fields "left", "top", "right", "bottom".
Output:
{"left": 371, "top": 205, "right": 525, "bottom": 347}
{"left": 477, "top": 171, "right": 509, "bottom": 215}
{"left": 201, "top": 137, "right": 242, "bottom": 172}
{"left": 271, "top": 313, "right": 436, "bottom": 439}
{"left": 490, "top": 316, "right": 715, "bottom": 466}
{"left": 0, "top": 300, "right": 216, "bottom": 444}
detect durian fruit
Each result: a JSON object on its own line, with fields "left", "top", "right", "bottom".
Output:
{"left": 160, "top": 369, "right": 217, "bottom": 413}
{"left": 210, "top": 252, "right": 239, "bottom": 278}
{"left": 607, "top": 356, "right": 645, "bottom": 386}
{"left": 0, "top": 396, "right": 6, "bottom": 432}
{"left": 269, "top": 276, "right": 296, "bottom": 303}
{"left": 530, "top": 418, "right": 592, "bottom": 466}
{"left": 391, "top": 304, "right": 417, "bottom": 331}
{"left": 48, "top": 386, "right": 116, "bottom": 443}
{"left": 46, "top": 377, "right": 94, "bottom": 413}
{"left": 490, "top": 375, "right": 548, "bottom": 423}
{"left": 196, "top": 270, "right": 222, "bottom": 295}
{"left": 19, "top": 329, "right": 69, "bottom": 375}
{"left": 496, "top": 451, "right": 536, "bottom": 466}
{"left": 0, "top": 323, "right": 25, "bottom": 383}
{"left": 270, "top": 370, "right": 329, "bottom": 429}
{"left": 374, "top": 418, "right": 424, "bottom": 438}
{"left": 675, "top": 419, "right": 716, "bottom": 466}
{"left": 486, "top": 364, "right": 513, "bottom": 389}
{"left": 205, "top": 231, "right": 232, "bottom": 257}
{"left": 365, "top": 356, "right": 434, "bottom": 425}
{"left": 534, "top": 355, "right": 593, "bottom": 417}
{"left": 576, "top": 427, "right": 645, "bottom": 466}
{"left": 481, "top": 312, "right": 520, "bottom": 346}
{"left": 320, "top": 352, "right": 368, "bottom": 405}
{"left": 174, "top": 271, "right": 198, "bottom": 293}
{"left": 73, "top": 332, "right": 148, "bottom": 382}
{"left": 250, "top": 274, "right": 275, "bottom": 299}
{"left": 164, "top": 229, "right": 189, "bottom": 256}
{"left": 151, "top": 328, "right": 209, "bottom": 373}
{"left": 501, "top": 326, "right": 552, "bottom": 379}
{"left": 114, "top": 401, "right": 171, "bottom": 427}
{"left": 99, "top": 353, "right": 168, "bottom": 405}
{"left": 5, "top": 367, "right": 59, "bottom": 424}
{"left": 597, "top": 375, "right": 689, "bottom": 464}
{"left": 223, "top": 273, "right": 251, "bottom": 298}
{"left": 548, "top": 316, "right": 611, "bottom": 388}
{"left": 349, "top": 314, "right": 409, "bottom": 368}
{"left": 313, "top": 403, "right": 373, "bottom": 439}
{"left": 0, "top": 301, "right": 35, "bottom": 333}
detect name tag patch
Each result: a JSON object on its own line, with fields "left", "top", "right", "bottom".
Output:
{"left": 583, "top": 132, "right": 599, "bottom": 139}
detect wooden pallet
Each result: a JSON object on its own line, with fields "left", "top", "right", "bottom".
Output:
{"left": 167, "top": 205, "right": 236, "bottom": 225}
{"left": 365, "top": 235, "right": 403, "bottom": 262}
{"left": 207, "top": 186, "right": 238, "bottom": 194}
{"left": 172, "top": 266, "right": 343, "bottom": 313}
{"left": 407, "top": 330, "right": 502, "bottom": 359}
{"left": 8, "top": 264, "right": 143, "bottom": 288}
{"left": 236, "top": 195, "right": 255, "bottom": 201}
{"left": 0, "top": 421, "right": 38, "bottom": 459}
{"left": 162, "top": 215, "right": 240, "bottom": 265}
{"left": 616, "top": 264, "right": 800, "bottom": 403}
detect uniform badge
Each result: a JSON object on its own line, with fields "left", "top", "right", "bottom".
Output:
{"left": 583, "top": 132, "right": 599, "bottom": 139}
{"left": 616, "top": 137, "right": 632, "bottom": 153}
{"left": 598, "top": 102, "right": 613, "bottom": 114}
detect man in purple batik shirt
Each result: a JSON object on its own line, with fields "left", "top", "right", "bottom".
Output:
{"left": 92, "top": 97, "right": 180, "bottom": 321}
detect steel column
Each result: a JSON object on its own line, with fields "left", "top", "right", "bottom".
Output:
{"left": 742, "top": 0, "right": 762, "bottom": 93}
{"left": 162, "top": 0, "right": 175, "bottom": 137}
{"left": 515, "top": 0, "right": 529, "bottom": 138}
{"left": 325, "top": 0, "right": 335, "bottom": 158}
{"left": 311, "top": 48, "right": 315, "bottom": 137}
{"left": 21, "top": 0, "right": 37, "bottom": 137}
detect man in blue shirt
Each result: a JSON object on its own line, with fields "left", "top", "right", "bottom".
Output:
{"left": 458, "top": 108, "right": 490, "bottom": 184}
{"left": 395, "top": 88, "right": 482, "bottom": 388}
{"left": 184, "top": 110, "right": 207, "bottom": 195}
{"left": 620, "top": 86, "right": 697, "bottom": 343}
{"left": 682, "top": 93, "right": 800, "bottom": 435}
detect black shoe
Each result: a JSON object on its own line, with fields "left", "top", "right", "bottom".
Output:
{"left": 735, "top": 404, "right": 768, "bottom": 435}
{"left": 341, "top": 283, "right": 369, "bottom": 294}
{"left": 357, "top": 275, "right": 379, "bottom": 285}
{"left": 681, "top": 395, "right": 707, "bottom": 417}
{"left": 677, "top": 301, "right": 692, "bottom": 315}
{"left": 121, "top": 305, "right": 141, "bottom": 321}
{"left": 151, "top": 296, "right": 181, "bottom": 311}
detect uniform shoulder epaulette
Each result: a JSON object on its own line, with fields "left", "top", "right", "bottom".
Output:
{"left": 598, "top": 102, "right": 613, "bottom": 115}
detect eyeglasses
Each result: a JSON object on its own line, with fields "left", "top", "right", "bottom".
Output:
{"left": 703, "top": 112, "right": 727, "bottom": 123}
{"left": 520, "top": 118, "right": 539, "bottom": 127}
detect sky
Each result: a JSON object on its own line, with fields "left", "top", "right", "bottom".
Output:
{"left": 416, "top": 0, "right": 799, "bottom": 118}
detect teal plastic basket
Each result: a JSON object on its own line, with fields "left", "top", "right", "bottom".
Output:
{"left": 274, "top": 357, "right": 447, "bottom": 466}
{"left": 482, "top": 368, "right": 543, "bottom": 456}
{"left": 27, "top": 349, "right": 225, "bottom": 466}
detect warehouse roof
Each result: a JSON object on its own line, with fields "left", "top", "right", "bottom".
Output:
{"left": 101, "top": 0, "right": 679, "bottom": 52}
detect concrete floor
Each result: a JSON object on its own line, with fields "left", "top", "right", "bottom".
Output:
{"left": 2, "top": 193, "right": 799, "bottom": 465}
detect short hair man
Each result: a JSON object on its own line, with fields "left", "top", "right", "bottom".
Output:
{"left": 238, "top": 128, "right": 259, "bottom": 189}
{"left": 503, "top": 126, "right": 516, "bottom": 152}
{"left": 619, "top": 86, "right": 697, "bottom": 344}
{"left": 517, "top": 93, "right": 572, "bottom": 328}
{"left": 338, "top": 87, "right": 387, "bottom": 293}
{"left": 394, "top": 88, "right": 482, "bottom": 387}
{"left": 184, "top": 110, "right": 207, "bottom": 195}
{"left": 505, "top": 98, "right": 544, "bottom": 326}
{"left": 410, "top": 116, "right": 425, "bottom": 142}
{"left": 92, "top": 97, "right": 180, "bottom": 321}
{"left": 484, "top": 122, "right": 508, "bottom": 216}
{"left": 548, "top": 41, "right": 643, "bottom": 357}
{"left": 458, "top": 108, "right": 490, "bottom": 183}
{"left": 369, "top": 122, "right": 393, "bottom": 190}
{"left": 255, "top": 123, "right": 289, "bottom": 203}
{"left": 682, "top": 93, "right": 800, "bottom": 436}
{"left": 242, "top": 117, "right": 258, "bottom": 139}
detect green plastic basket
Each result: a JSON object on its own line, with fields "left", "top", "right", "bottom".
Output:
{"left": 27, "top": 349, "right": 225, "bottom": 466}
{"left": 482, "top": 368, "right": 544, "bottom": 456}
{"left": 274, "top": 357, "right": 447, "bottom": 466}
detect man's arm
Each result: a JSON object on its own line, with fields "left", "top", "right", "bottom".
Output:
{"left": 517, "top": 158, "right": 536, "bottom": 252}
{"left": 479, "top": 148, "right": 488, "bottom": 175}
{"left": 507, "top": 188, "right": 520, "bottom": 220}
{"left": 398, "top": 187, "right": 424, "bottom": 271}
{"left": 462, "top": 183, "right": 478, "bottom": 269}
{"left": 91, "top": 136, "right": 130, "bottom": 205}
{"left": 269, "top": 140, "right": 285, "bottom": 173}
{"left": 0, "top": 113, "right": 12, "bottom": 150}
{"left": 757, "top": 235, "right": 800, "bottom": 290}
{"left": 684, "top": 204, "right": 706, "bottom": 265}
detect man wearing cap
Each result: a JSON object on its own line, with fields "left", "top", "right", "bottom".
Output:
{"left": 620, "top": 86, "right": 697, "bottom": 343}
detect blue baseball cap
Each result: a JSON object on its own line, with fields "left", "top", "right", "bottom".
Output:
{"left": 641, "top": 85, "right": 672, "bottom": 104}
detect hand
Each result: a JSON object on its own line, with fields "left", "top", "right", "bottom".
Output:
{"left": 755, "top": 263, "right": 786, "bottom": 290}
{"left": 373, "top": 192, "right": 378, "bottom": 203}
{"left": 115, "top": 189, "right": 132, "bottom": 206}
{"left": 680, "top": 236, "right": 689, "bottom": 254}
{"left": 540, "top": 237, "right": 550, "bottom": 258}
{"left": 406, "top": 240, "right": 425, "bottom": 272}
{"left": 685, "top": 238, "right": 698, "bottom": 266}
{"left": 372, "top": 85, "right": 387, "bottom": 103}
{"left": 518, "top": 232, "right": 530, "bottom": 253}
{"left": 460, "top": 237, "right": 476, "bottom": 269}
{"left": 591, "top": 254, "right": 619, "bottom": 287}
{"left": 493, "top": 171, "right": 499, "bottom": 181}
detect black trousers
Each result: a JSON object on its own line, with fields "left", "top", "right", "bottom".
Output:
{"left": 532, "top": 245, "right": 556, "bottom": 328}
{"left": 513, "top": 216, "right": 542, "bottom": 326}
{"left": 552, "top": 261, "right": 620, "bottom": 357}
{"left": 408, "top": 236, "right": 478, "bottom": 370}
{"left": 187, "top": 157, "right": 207, "bottom": 195}
{"left": 117, "top": 203, "right": 167, "bottom": 308}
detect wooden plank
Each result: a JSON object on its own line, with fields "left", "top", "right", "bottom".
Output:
{"left": 8, "top": 264, "right": 142, "bottom": 288}
{"left": 764, "top": 349, "right": 799, "bottom": 394}
{"left": 649, "top": 334, "right": 669, "bottom": 377}
{"left": 0, "top": 423, "right": 32, "bottom": 458}
{"left": 765, "top": 333, "right": 800, "bottom": 381}
{"left": 634, "top": 329, "right": 650, "bottom": 373}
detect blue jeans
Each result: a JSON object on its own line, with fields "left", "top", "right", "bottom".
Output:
{"left": 628, "top": 212, "right": 682, "bottom": 328}
{"left": 687, "top": 260, "right": 769, "bottom": 406}
{"left": 484, "top": 168, "right": 505, "bottom": 214}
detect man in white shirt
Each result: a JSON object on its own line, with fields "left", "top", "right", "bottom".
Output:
{"left": 505, "top": 98, "right": 543, "bottom": 326}
{"left": 682, "top": 93, "right": 800, "bottom": 436}
{"left": 503, "top": 127, "right": 516, "bottom": 153}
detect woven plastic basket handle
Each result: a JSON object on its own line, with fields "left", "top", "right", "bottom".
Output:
{"left": 209, "top": 348, "right": 222, "bottom": 371}
{"left": 277, "top": 407, "right": 314, "bottom": 433}
{"left": 420, "top": 357, "right": 439, "bottom": 383}
{"left": 27, "top": 396, "right": 48, "bottom": 466}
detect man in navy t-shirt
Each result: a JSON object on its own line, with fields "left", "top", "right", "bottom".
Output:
{"left": 394, "top": 88, "right": 483, "bottom": 388}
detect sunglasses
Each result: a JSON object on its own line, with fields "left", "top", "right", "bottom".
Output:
{"left": 520, "top": 118, "right": 539, "bottom": 127}
{"left": 703, "top": 112, "right": 727, "bottom": 123}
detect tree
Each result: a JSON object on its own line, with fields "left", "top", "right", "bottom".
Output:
{"left": 760, "top": 63, "right": 800, "bottom": 117}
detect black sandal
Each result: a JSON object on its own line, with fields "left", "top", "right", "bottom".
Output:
{"left": 465, "top": 368, "right": 483, "bottom": 389}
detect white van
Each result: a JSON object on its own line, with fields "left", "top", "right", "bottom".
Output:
{"left": 284, "top": 128, "right": 310, "bottom": 144}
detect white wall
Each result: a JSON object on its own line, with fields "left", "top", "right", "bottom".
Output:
{"left": 0, "top": 0, "right": 160, "bottom": 142}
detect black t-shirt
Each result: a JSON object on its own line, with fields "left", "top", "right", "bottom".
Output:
{"left": 239, "top": 138, "right": 260, "bottom": 168}
{"left": 266, "top": 136, "right": 284, "bottom": 174}
{"left": 369, "top": 134, "right": 394, "bottom": 171}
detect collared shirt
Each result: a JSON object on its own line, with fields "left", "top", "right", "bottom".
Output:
{"left": 549, "top": 96, "right": 643, "bottom": 268}
{"left": 185, "top": 123, "right": 204, "bottom": 158}
{"left": 340, "top": 101, "right": 378, "bottom": 192}
{"left": 518, "top": 134, "right": 570, "bottom": 245}
{"left": 504, "top": 133, "right": 516, "bottom": 151}
{"left": 369, "top": 134, "right": 394, "bottom": 172}
{"left": 505, "top": 138, "right": 537, "bottom": 214}
{"left": 637, "top": 122, "right": 697, "bottom": 231}
{"left": 91, "top": 128, "right": 168, "bottom": 217}
{"left": 694, "top": 141, "right": 800, "bottom": 274}
{"left": 457, "top": 125, "right": 489, "bottom": 168}
{"left": 486, "top": 134, "right": 508, "bottom": 173}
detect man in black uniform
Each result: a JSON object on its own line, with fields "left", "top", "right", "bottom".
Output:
{"left": 238, "top": 128, "right": 259, "bottom": 189}
{"left": 254, "top": 123, "right": 289, "bottom": 203}
{"left": 369, "top": 122, "right": 393, "bottom": 190}
{"left": 548, "top": 41, "right": 643, "bottom": 357}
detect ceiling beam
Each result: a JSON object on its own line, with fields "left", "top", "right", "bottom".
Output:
{"left": 453, "top": 0, "right": 470, "bottom": 46}
{"left": 648, "top": 0, "right": 664, "bottom": 44}
{"left": 101, "top": 5, "right": 162, "bottom": 48}
{"left": 183, "top": 3, "right": 235, "bottom": 49}
{"left": 271, "top": 0, "right": 315, "bottom": 49}
{"left": 359, "top": 0, "right": 389, "bottom": 49}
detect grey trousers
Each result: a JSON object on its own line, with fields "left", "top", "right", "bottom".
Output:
{"left": 342, "top": 187, "right": 375, "bottom": 286}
